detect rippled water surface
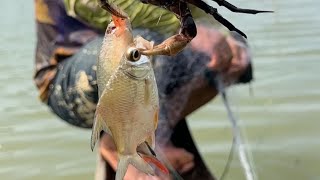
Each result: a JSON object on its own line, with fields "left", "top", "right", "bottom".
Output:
{"left": 1, "top": 0, "right": 319, "bottom": 179}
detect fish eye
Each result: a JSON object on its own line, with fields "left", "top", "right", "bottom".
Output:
{"left": 126, "top": 47, "right": 141, "bottom": 62}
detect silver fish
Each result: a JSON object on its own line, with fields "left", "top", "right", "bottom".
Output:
{"left": 91, "top": 14, "right": 168, "bottom": 180}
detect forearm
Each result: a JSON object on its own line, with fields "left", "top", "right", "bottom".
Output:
{"left": 63, "top": 0, "right": 179, "bottom": 34}
{"left": 154, "top": 28, "right": 223, "bottom": 145}
{"left": 155, "top": 68, "right": 219, "bottom": 146}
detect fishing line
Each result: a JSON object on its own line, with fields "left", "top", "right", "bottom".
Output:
{"left": 216, "top": 75, "right": 257, "bottom": 180}
{"left": 219, "top": 136, "right": 235, "bottom": 180}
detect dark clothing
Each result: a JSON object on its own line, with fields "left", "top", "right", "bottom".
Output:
{"left": 47, "top": 37, "right": 99, "bottom": 128}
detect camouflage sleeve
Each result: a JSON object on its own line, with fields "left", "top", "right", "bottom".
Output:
{"left": 63, "top": 0, "right": 177, "bottom": 32}
{"left": 64, "top": 0, "right": 111, "bottom": 30}
{"left": 63, "top": 0, "right": 217, "bottom": 34}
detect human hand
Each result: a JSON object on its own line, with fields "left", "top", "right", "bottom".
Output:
{"left": 190, "top": 25, "right": 251, "bottom": 85}
{"left": 222, "top": 32, "right": 251, "bottom": 85}
{"left": 123, "top": 165, "right": 168, "bottom": 180}
{"left": 159, "top": 144, "right": 195, "bottom": 174}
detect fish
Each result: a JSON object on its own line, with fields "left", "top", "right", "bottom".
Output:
{"left": 91, "top": 13, "right": 169, "bottom": 180}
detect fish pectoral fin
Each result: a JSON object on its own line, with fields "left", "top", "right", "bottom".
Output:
{"left": 140, "top": 154, "right": 169, "bottom": 175}
{"left": 116, "top": 154, "right": 155, "bottom": 180}
{"left": 90, "top": 106, "right": 112, "bottom": 151}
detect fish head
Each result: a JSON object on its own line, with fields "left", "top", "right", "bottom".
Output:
{"left": 119, "top": 36, "right": 155, "bottom": 80}
{"left": 97, "top": 15, "right": 134, "bottom": 91}
{"left": 99, "top": 15, "right": 133, "bottom": 66}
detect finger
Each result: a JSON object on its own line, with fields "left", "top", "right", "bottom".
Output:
{"left": 207, "top": 52, "right": 231, "bottom": 72}
{"left": 178, "top": 160, "right": 195, "bottom": 173}
{"left": 177, "top": 149, "right": 194, "bottom": 164}
{"left": 172, "top": 149, "right": 194, "bottom": 173}
{"left": 228, "top": 46, "right": 249, "bottom": 75}
{"left": 223, "top": 48, "right": 250, "bottom": 85}
{"left": 100, "top": 133, "right": 117, "bottom": 150}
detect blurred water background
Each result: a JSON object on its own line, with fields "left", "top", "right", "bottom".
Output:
{"left": 1, "top": 0, "right": 319, "bottom": 179}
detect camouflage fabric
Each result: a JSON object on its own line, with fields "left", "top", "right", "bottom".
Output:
{"left": 34, "top": 0, "right": 98, "bottom": 101}
{"left": 63, "top": 0, "right": 208, "bottom": 33}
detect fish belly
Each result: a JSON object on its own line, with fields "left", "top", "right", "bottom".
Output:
{"left": 100, "top": 70, "right": 158, "bottom": 154}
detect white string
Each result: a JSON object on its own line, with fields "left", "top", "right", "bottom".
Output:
{"left": 217, "top": 75, "right": 257, "bottom": 180}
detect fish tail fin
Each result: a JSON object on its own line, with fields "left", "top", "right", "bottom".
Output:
{"left": 141, "top": 154, "right": 169, "bottom": 175}
{"left": 137, "top": 142, "right": 169, "bottom": 175}
{"left": 90, "top": 113, "right": 103, "bottom": 151}
{"left": 116, "top": 155, "right": 130, "bottom": 180}
{"left": 116, "top": 154, "right": 155, "bottom": 180}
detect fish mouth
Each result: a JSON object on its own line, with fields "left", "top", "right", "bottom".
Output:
{"left": 106, "top": 22, "right": 117, "bottom": 34}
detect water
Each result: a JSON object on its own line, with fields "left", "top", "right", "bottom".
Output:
{"left": 0, "top": 0, "right": 319, "bottom": 179}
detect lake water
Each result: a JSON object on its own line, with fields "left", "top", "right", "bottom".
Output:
{"left": 1, "top": 0, "right": 319, "bottom": 180}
